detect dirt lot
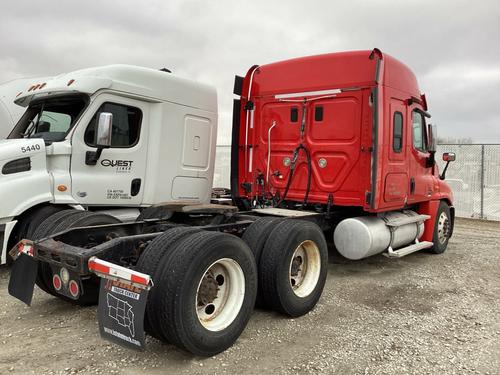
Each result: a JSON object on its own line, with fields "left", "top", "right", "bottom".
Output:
{"left": 0, "top": 218, "right": 499, "bottom": 374}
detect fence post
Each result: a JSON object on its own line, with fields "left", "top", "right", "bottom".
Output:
{"left": 480, "top": 144, "right": 485, "bottom": 219}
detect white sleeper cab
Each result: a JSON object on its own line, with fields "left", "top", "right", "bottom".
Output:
{"left": 0, "top": 65, "right": 217, "bottom": 264}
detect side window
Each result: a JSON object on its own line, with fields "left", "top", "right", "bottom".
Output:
{"left": 314, "top": 106, "right": 324, "bottom": 122}
{"left": 412, "top": 110, "right": 426, "bottom": 152}
{"left": 85, "top": 102, "right": 142, "bottom": 147}
{"left": 393, "top": 111, "right": 403, "bottom": 152}
{"left": 290, "top": 107, "right": 298, "bottom": 122}
{"left": 39, "top": 111, "right": 72, "bottom": 133}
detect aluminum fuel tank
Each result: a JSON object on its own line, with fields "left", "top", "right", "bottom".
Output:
{"left": 333, "top": 211, "right": 425, "bottom": 260}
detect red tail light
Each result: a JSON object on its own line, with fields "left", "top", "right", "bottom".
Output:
{"left": 53, "top": 274, "right": 62, "bottom": 291}
{"left": 69, "top": 280, "right": 79, "bottom": 298}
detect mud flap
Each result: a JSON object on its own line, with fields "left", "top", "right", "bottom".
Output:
{"left": 97, "top": 278, "right": 148, "bottom": 350}
{"left": 8, "top": 253, "right": 37, "bottom": 306}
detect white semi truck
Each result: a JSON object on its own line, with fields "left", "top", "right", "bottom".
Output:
{"left": 1, "top": 65, "right": 217, "bottom": 264}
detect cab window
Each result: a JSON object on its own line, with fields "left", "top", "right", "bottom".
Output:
{"left": 412, "top": 110, "right": 426, "bottom": 152}
{"left": 85, "top": 102, "right": 142, "bottom": 148}
{"left": 393, "top": 111, "right": 403, "bottom": 152}
{"left": 8, "top": 94, "right": 88, "bottom": 144}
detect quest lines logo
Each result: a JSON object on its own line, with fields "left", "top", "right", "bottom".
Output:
{"left": 101, "top": 159, "right": 134, "bottom": 173}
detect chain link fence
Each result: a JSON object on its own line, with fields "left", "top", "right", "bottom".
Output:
{"left": 214, "top": 144, "right": 500, "bottom": 221}
{"left": 437, "top": 144, "right": 500, "bottom": 221}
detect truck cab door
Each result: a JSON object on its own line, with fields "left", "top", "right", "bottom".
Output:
{"left": 408, "top": 108, "right": 434, "bottom": 203}
{"left": 380, "top": 98, "right": 409, "bottom": 209}
{"left": 69, "top": 94, "right": 148, "bottom": 205}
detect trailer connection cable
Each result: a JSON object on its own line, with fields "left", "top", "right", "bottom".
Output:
{"left": 275, "top": 143, "right": 312, "bottom": 208}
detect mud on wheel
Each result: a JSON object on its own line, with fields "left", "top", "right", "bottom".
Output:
{"left": 152, "top": 230, "right": 257, "bottom": 356}
{"left": 259, "top": 219, "right": 328, "bottom": 317}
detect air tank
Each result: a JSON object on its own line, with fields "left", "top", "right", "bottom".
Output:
{"left": 333, "top": 211, "right": 425, "bottom": 260}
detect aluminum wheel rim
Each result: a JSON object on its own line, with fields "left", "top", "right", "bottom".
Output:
{"left": 289, "top": 240, "right": 321, "bottom": 298}
{"left": 195, "top": 258, "right": 245, "bottom": 332}
{"left": 437, "top": 211, "right": 450, "bottom": 244}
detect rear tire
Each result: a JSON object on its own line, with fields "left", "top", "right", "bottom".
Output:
{"left": 259, "top": 220, "right": 328, "bottom": 317}
{"left": 34, "top": 211, "right": 121, "bottom": 305}
{"left": 429, "top": 201, "right": 452, "bottom": 254}
{"left": 17, "top": 205, "right": 67, "bottom": 241}
{"left": 155, "top": 231, "right": 257, "bottom": 356}
{"left": 242, "top": 217, "right": 282, "bottom": 307}
{"left": 136, "top": 226, "right": 201, "bottom": 340}
{"left": 6, "top": 205, "right": 67, "bottom": 264}
{"left": 32, "top": 209, "right": 86, "bottom": 294}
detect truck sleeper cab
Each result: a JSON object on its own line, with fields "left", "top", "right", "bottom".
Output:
{"left": 8, "top": 49, "right": 455, "bottom": 357}
{"left": 0, "top": 65, "right": 217, "bottom": 264}
{"left": 232, "top": 48, "right": 455, "bottom": 258}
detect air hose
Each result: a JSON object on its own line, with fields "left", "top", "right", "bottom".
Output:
{"left": 276, "top": 143, "right": 312, "bottom": 208}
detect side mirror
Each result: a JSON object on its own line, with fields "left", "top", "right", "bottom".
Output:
{"left": 442, "top": 152, "right": 456, "bottom": 162}
{"left": 85, "top": 112, "right": 113, "bottom": 166}
{"left": 96, "top": 112, "right": 113, "bottom": 147}
{"left": 440, "top": 152, "right": 456, "bottom": 180}
{"left": 427, "top": 124, "right": 437, "bottom": 153}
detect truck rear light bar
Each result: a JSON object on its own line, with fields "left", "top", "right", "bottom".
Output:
{"left": 88, "top": 257, "right": 153, "bottom": 290}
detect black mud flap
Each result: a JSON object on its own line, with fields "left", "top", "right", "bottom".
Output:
{"left": 97, "top": 278, "right": 149, "bottom": 351}
{"left": 8, "top": 253, "right": 37, "bottom": 306}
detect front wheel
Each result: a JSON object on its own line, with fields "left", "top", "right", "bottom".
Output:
{"left": 429, "top": 201, "right": 452, "bottom": 254}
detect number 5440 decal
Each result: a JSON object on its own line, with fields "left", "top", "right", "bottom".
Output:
{"left": 21, "top": 144, "right": 41, "bottom": 153}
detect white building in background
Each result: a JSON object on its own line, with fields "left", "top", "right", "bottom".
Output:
{"left": 0, "top": 77, "right": 51, "bottom": 138}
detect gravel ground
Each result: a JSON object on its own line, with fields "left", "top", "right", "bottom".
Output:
{"left": 0, "top": 217, "right": 499, "bottom": 375}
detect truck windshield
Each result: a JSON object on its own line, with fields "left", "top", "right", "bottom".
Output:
{"left": 8, "top": 94, "right": 88, "bottom": 144}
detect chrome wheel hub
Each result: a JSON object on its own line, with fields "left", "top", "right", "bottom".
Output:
{"left": 437, "top": 211, "right": 450, "bottom": 244}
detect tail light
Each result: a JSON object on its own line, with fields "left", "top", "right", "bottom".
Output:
{"left": 53, "top": 274, "right": 62, "bottom": 291}
{"left": 69, "top": 280, "right": 79, "bottom": 298}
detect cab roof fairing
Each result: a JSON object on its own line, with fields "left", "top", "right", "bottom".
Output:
{"left": 244, "top": 50, "right": 424, "bottom": 100}
{"left": 14, "top": 65, "right": 217, "bottom": 113}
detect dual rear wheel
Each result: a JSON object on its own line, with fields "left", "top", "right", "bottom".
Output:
{"left": 243, "top": 218, "right": 329, "bottom": 317}
{"left": 136, "top": 228, "right": 257, "bottom": 356}
{"left": 137, "top": 219, "right": 328, "bottom": 356}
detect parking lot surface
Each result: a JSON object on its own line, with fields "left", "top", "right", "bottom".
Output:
{"left": 0, "top": 218, "right": 499, "bottom": 374}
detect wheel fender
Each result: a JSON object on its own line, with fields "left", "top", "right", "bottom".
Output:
{"left": 418, "top": 200, "right": 441, "bottom": 242}
{"left": 1, "top": 220, "right": 17, "bottom": 264}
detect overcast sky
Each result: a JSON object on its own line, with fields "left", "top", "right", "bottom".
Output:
{"left": 1, "top": 0, "right": 499, "bottom": 144}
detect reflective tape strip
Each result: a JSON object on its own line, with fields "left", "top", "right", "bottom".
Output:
{"left": 21, "top": 244, "right": 34, "bottom": 256}
{"left": 274, "top": 88, "right": 341, "bottom": 99}
{"left": 88, "top": 257, "right": 152, "bottom": 287}
{"left": 17, "top": 241, "right": 34, "bottom": 256}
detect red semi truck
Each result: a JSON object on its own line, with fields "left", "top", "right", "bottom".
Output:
{"left": 8, "top": 49, "right": 455, "bottom": 356}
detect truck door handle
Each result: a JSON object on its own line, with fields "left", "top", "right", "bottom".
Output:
{"left": 410, "top": 178, "right": 415, "bottom": 194}
{"left": 131, "top": 178, "right": 141, "bottom": 197}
